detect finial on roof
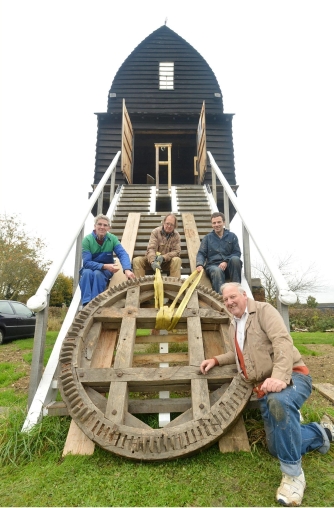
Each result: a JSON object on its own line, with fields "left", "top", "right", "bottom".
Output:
{"left": 165, "top": 17, "right": 168, "bottom": 25}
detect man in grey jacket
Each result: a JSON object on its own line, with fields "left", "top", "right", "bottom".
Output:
{"left": 200, "top": 282, "right": 333, "bottom": 507}
{"left": 196, "top": 212, "right": 242, "bottom": 294}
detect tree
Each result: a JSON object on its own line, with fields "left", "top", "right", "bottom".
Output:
{"left": 306, "top": 295, "right": 318, "bottom": 308}
{"left": 50, "top": 273, "right": 74, "bottom": 307}
{"left": 252, "top": 254, "right": 325, "bottom": 305}
{"left": 0, "top": 213, "right": 51, "bottom": 301}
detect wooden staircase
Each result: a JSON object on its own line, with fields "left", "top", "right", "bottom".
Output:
{"left": 111, "top": 184, "right": 213, "bottom": 276}
{"left": 51, "top": 185, "right": 251, "bottom": 457}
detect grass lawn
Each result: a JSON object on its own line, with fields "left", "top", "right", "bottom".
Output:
{"left": 0, "top": 332, "right": 333, "bottom": 506}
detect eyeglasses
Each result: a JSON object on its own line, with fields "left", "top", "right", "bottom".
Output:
{"left": 96, "top": 223, "right": 109, "bottom": 227}
{"left": 165, "top": 222, "right": 175, "bottom": 227}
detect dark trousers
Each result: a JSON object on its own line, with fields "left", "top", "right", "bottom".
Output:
{"left": 205, "top": 256, "right": 242, "bottom": 294}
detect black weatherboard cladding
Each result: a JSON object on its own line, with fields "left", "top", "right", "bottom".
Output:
{"left": 94, "top": 25, "right": 236, "bottom": 187}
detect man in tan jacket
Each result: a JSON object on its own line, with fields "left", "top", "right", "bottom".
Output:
{"left": 201, "top": 282, "right": 333, "bottom": 507}
{"left": 133, "top": 213, "right": 182, "bottom": 278}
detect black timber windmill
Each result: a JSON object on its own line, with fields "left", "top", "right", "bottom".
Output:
{"left": 93, "top": 24, "right": 237, "bottom": 212}
{"left": 25, "top": 24, "right": 272, "bottom": 460}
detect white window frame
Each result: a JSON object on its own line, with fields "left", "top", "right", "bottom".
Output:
{"left": 159, "top": 62, "right": 174, "bottom": 90}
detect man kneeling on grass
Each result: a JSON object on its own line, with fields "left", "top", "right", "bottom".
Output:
{"left": 200, "top": 282, "right": 333, "bottom": 507}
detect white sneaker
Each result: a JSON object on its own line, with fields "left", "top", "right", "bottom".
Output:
{"left": 320, "top": 414, "right": 334, "bottom": 441}
{"left": 276, "top": 470, "right": 306, "bottom": 506}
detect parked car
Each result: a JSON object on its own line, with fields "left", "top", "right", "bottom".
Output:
{"left": 0, "top": 300, "right": 36, "bottom": 345}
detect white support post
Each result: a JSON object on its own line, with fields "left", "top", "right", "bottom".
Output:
{"left": 150, "top": 186, "right": 157, "bottom": 213}
{"left": 159, "top": 330, "right": 170, "bottom": 427}
{"left": 27, "top": 295, "right": 50, "bottom": 408}
{"left": 167, "top": 144, "right": 172, "bottom": 195}
{"left": 97, "top": 191, "right": 103, "bottom": 215}
{"left": 72, "top": 226, "right": 84, "bottom": 295}
{"left": 242, "top": 225, "right": 252, "bottom": 290}
{"left": 22, "top": 287, "right": 82, "bottom": 431}
{"left": 171, "top": 186, "right": 178, "bottom": 213}
{"left": 276, "top": 296, "right": 291, "bottom": 332}
{"left": 109, "top": 169, "right": 116, "bottom": 204}
{"left": 212, "top": 170, "right": 217, "bottom": 204}
{"left": 155, "top": 145, "right": 160, "bottom": 194}
{"left": 223, "top": 189, "right": 230, "bottom": 229}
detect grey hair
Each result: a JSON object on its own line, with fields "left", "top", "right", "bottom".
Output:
{"left": 94, "top": 214, "right": 111, "bottom": 226}
{"left": 163, "top": 213, "right": 178, "bottom": 229}
{"left": 221, "top": 282, "right": 246, "bottom": 295}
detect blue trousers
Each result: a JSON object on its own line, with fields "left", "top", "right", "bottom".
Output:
{"left": 79, "top": 269, "right": 111, "bottom": 305}
{"left": 258, "top": 373, "right": 330, "bottom": 476}
{"left": 205, "top": 256, "right": 242, "bottom": 294}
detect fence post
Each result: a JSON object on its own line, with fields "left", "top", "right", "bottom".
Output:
{"left": 27, "top": 295, "right": 50, "bottom": 408}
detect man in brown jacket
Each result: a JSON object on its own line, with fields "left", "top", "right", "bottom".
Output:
{"left": 200, "top": 282, "right": 333, "bottom": 507}
{"left": 133, "top": 213, "right": 182, "bottom": 278}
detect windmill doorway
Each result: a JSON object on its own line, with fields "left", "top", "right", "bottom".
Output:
{"left": 132, "top": 132, "right": 197, "bottom": 185}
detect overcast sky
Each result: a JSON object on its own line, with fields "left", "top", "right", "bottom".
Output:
{"left": 1, "top": 0, "right": 333, "bottom": 302}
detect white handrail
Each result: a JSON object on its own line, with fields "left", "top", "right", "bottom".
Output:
{"left": 22, "top": 162, "right": 124, "bottom": 431}
{"left": 27, "top": 151, "right": 121, "bottom": 312}
{"left": 207, "top": 151, "right": 297, "bottom": 305}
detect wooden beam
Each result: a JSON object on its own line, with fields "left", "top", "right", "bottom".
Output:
{"left": 76, "top": 364, "right": 236, "bottom": 386}
{"left": 109, "top": 212, "right": 141, "bottom": 287}
{"left": 105, "top": 286, "right": 139, "bottom": 424}
{"left": 182, "top": 213, "right": 211, "bottom": 289}
{"left": 313, "top": 383, "right": 334, "bottom": 403}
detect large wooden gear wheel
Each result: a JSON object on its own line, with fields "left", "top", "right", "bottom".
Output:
{"left": 59, "top": 277, "right": 252, "bottom": 460}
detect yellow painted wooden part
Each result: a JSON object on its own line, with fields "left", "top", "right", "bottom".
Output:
{"left": 154, "top": 269, "right": 203, "bottom": 330}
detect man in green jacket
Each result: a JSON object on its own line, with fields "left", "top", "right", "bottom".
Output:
{"left": 200, "top": 282, "right": 333, "bottom": 507}
{"left": 79, "top": 214, "right": 135, "bottom": 306}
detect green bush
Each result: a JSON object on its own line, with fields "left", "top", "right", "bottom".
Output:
{"left": 289, "top": 308, "right": 334, "bottom": 332}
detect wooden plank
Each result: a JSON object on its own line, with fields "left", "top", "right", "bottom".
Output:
{"left": 128, "top": 397, "right": 192, "bottom": 414}
{"left": 105, "top": 286, "right": 139, "bottom": 424}
{"left": 96, "top": 306, "right": 226, "bottom": 322}
{"left": 136, "top": 334, "right": 188, "bottom": 344}
{"left": 62, "top": 330, "right": 118, "bottom": 456}
{"left": 62, "top": 421, "right": 95, "bottom": 456}
{"left": 313, "top": 383, "right": 334, "bottom": 403}
{"left": 77, "top": 364, "right": 236, "bottom": 386}
{"left": 109, "top": 212, "right": 140, "bottom": 287}
{"left": 203, "top": 323, "right": 250, "bottom": 453}
{"left": 218, "top": 415, "right": 251, "bottom": 453}
{"left": 182, "top": 212, "right": 211, "bottom": 289}
{"left": 133, "top": 352, "right": 188, "bottom": 364}
{"left": 197, "top": 101, "right": 207, "bottom": 183}
{"left": 90, "top": 329, "right": 118, "bottom": 368}
{"left": 187, "top": 292, "right": 210, "bottom": 419}
{"left": 121, "top": 99, "right": 133, "bottom": 183}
